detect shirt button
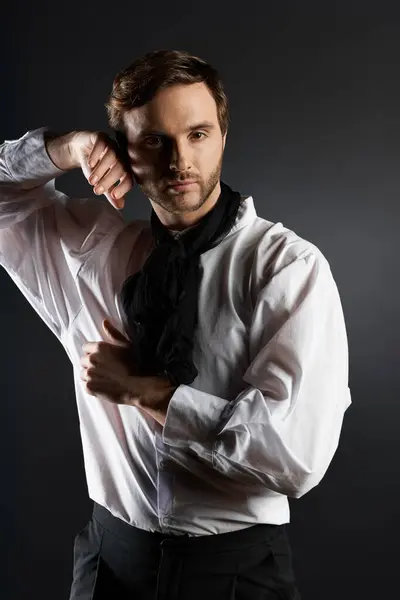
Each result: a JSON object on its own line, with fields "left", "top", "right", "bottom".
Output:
{"left": 159, "top": 459, "right": 168, "bottom": 469}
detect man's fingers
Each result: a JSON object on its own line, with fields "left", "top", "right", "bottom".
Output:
{"left": 104, "top": 174, "right": 133, "bottom": 209}
{"left": 82, "top": 342, "right": 96, "bottom": 354}
{"left": 110, "top": 175, "right": 132, "bottom": 201}
{"left": 86, "top": 144, "right": 133, "bottom": 210}
{"left": 88, "top": 149, "right": 117, "bottom": 187}
{"left": 80, "top": 354, "right": 91, "bottom": 368}
{"left": 87, "top": 134, "right": 111, "bottom": 169}
{"left": 104, "top": 191, "right": 125, "bottom": 210}
{"left": 92, "top": 162, "right": 126, "bottom": 196}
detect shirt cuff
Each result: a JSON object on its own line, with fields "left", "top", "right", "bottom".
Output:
{"left": 161, "top": 384, "right": 229, "bottom": 449}
{"left": 4, "top": 127, "right": 66, "bottom": 186}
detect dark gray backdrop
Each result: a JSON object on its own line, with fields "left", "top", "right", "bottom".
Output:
{"left": 2, "top": 1, "right": 399, "bottom": 598}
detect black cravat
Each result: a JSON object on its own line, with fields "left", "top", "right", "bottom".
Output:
{"left": 119, "top": 181, "right": 242, "bottom": 386}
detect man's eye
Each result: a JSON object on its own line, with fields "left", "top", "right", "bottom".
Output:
{"left": 191, "top": 132, "right": 206, "bottom": 140}
{"left": 144, "top": 136, "right": 162, "bottom": 148}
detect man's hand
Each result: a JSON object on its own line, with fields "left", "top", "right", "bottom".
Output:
{"left": 80, "top": 320, "right": 177, "bottom": 426}
{"left": 45, "top": 130, "right": 134, "bottom": 210}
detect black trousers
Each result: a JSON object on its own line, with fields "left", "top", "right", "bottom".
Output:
{"left": 69, "top": 502, "right": 302, "bottom": 600}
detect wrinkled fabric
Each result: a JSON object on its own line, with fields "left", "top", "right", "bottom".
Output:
{"left": 0, "top": 128, "right": 351, "bottom": 537}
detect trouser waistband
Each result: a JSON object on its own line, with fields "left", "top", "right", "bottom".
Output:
{"left": 92, "top": 502, "right": 283, "bottom": 554}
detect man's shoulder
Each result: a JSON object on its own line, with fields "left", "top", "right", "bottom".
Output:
{"left": 243, "top": 213, "right": 329, "bottom": 276}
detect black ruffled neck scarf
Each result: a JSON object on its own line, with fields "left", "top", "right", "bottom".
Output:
{"left": 119, "top": 181, "right": 242, "bottom": 387}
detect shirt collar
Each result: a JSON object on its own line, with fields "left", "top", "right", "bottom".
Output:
{"left": 168, "top": 195, "right": 256, "bottom": 240}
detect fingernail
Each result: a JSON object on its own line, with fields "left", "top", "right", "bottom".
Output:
{"left": 91, "top": 175, "right": 98, "bottom": 184}
{"left": 97, "top": 186, "right": 104, "bottom": 194}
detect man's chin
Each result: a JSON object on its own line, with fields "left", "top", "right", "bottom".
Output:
{"left": 160, "top": 189, "right": 206, "bottom": 214}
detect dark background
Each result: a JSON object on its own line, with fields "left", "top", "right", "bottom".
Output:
{"left": 2, "top": 1, "right": 399, "bottom": 598}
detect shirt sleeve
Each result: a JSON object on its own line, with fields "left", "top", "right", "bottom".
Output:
{"left": 0, "top": 128, "right": 123, "bottom": 339}
{"left": 161, "top": 250, "right": 352, "bottom": 499}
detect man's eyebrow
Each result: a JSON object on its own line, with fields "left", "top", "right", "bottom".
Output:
{"left": 186, "top": 121, "right": 215, "bottom": 131}
{"left": 139, "top": 121, "right": 215, "bottom": 136}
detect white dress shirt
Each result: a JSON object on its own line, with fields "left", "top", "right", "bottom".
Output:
{"left": 0, "top": 128, "right": 351, "bottom": 536}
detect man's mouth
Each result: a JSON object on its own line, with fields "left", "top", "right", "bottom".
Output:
{"left": 166, "top": 180, "right": 198, "bottom": 191}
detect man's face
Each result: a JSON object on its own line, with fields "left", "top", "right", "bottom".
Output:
{"left": 122, "top": 82, "right": 226, "bottom": 224}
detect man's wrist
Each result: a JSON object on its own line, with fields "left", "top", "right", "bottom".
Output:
{"left": 127, "top": 374, "right": 177, "bottom": 407}
{"left": 44, "top": 130, "right": 79, "bottom": 171}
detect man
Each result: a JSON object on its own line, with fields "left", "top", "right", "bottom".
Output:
{"left": 0, "top": 49, "right": 351, "bottom": 599}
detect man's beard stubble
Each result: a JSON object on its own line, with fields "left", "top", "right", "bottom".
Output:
{"left": 138, "top": 154, "right": 224, "bottom": 215}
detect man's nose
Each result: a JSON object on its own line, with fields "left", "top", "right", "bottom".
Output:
{"left": 168, "top": 140, "right": 192, "bottom": 172}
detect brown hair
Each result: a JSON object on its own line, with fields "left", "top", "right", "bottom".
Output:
{"left": 105, "top": 49, "right": 229, "bottom": 136}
